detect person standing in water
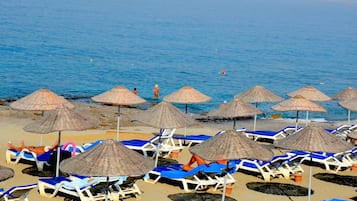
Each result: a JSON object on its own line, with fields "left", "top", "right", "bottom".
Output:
{"left": 153, "top": 84, "right": 159, "bottom": 99}
{"left": 132, "top": 88, "right": 138, "bottom": 95}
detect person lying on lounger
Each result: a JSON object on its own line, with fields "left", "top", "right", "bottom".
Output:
{"left": 182, "top": 154, "right": 227, "bottom": 171}
{"left": 8, "top": 140, "right": 58, "bottom": 155}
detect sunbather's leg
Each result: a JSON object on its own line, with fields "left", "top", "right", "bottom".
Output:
{"left": 50, "top": 140, "right": 59, "bottom": 150}
{"left": 7, "top": 140, "right": 24, "bottom": 151}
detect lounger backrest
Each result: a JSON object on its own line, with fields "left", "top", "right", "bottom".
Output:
{"left": 160, "top": 128, "right": 176, "bottom": 138}
{"left": 0, "top": 183, "right": 37, "bottom": 201}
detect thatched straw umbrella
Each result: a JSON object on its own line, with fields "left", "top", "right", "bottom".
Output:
{"left": 60, "top": 139, "right": 154, "bottom": 201}
{"left": 164, "top": 86, "right": 211, "bottom": 112}
{"left": 272, "top": 95, "right": 326, "bottom": 129}
{"left": 288, "top": 86, "right": 331, "bottom": 125}
{"left": 92, "top": 86, "right": 146, "bottom": 140}
{"left": 235, "top": 85, "right": 283, "bottom": 130}
{"left": 332, "top": 87, "right": 357, "bottom": 101}
{"left": 24, "top": 105, "right": 98, "bottom": 177}
{"left": 133, "top": 101, "right": 196, "bottom": 166}
{"left": 164, "top": 86, "right": 211, "bottom": 138}
{"left": 10, "top": 88, "right": 75, "bottom": 144}
{"left": 208, "top": 98, "right": 263, "bottom": 130}
{"left": 274, "top": 124, "right": 353, "bottom": 201}
{"left": 133, "top": 101, "right": 196, "bottom": 129}
{"left": 190, "top": 130, "right": 273, "bottom": 201}
{"left": 338, "top": 97, "right": 357, "bottom": 123}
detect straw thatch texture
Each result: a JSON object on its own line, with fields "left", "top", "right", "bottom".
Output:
{"left": 91, "top": 86, "right": 146, "bottom": 106}
{"left": 60, "top": 139, "right": 154, "bottom": 177}
{"left": 133, "top": 101, "right": 196, "bottom": 129}
{"left": 208, "top": 98, "right": 263, "bottom": 118}
{"left": 287, "top": 85, "right": 331, "bottom": 102}
{"left": 10, "top": 88, "right": 74, "bottom": 111}
{"left": 190, "top": 130, "right": 273, "bottom": 161}
{"left": 24, "top": 105, "right": 98, "bottom": 134}
{"left": 0, "top": 166, "right": 14, "bottom": 182}
{"left": 339, "top": 97, "right": 357, "bottom": 112}
{"left": 234, "top": 85, "right": 283, "bottom": 103}
{"left": 274, "top": 124, "right": 353, "bottom": 153}
{"left": 332, "top": 87, "right": 357, "bottom": 101}
{"left": 163, "top": 86, "right": 211, "bottom": 104}
{"left": 271, "top": 95, "right": 326, "bottom": 113}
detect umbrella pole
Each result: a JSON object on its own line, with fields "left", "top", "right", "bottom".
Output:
{"left": 40, "top": 111, "right": 44, "bottom": 145}
{"left": 184, "top": 104, "right": 188, "bottom": 144}
{"left": 348, "top": 110, "right": 351, "bottom": 124}
{"left": 55, "top": 131, "right": 62, "bottom": 177}
{"left": 221, "top": 162, "right": 229, "bottom": 201}
{"left": 233, "top": 119, "right": 236, "bottom": 130}
{"left": 253, "top": 102, "right": 258, "bottom": 131}
{"left": 305, "top": 111, "right": 309, "bottom": 126}
{"left": 154, "top": 129, "right": 163, "bottom": 167}
{"left": 105, "top": 176, "right": 109, "bottom": 201}
{"left": 253, "top": 114, "right": 257, "bottom": 131}
{"left": 116, "top": 106, "right": 121, "bottom": 141}
{"left": 308, "top": 152, "right": 312, "bottom": 201}
{"left": 295, "top": 111, "right": 299, "bottom": 131}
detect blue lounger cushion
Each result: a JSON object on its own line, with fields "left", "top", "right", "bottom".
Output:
{"left": 121, "top": 140, "right": 151, "bottom": 147}
{"left": 173, "top": 135, "right": 211, "bottom": 141}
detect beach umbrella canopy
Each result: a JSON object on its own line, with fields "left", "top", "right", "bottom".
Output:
{"left": 91, "top": 86, "right": 146, "bottom": 140}
{"left": 60, "top": 139, "right": 154, "bottom": 201}
{"left": 234, "top": 85, "right": 283, "bottom": 130}
{"left": 208, "top": 98, "right": 263, "bottom": 130}
{"left": 9, "top": 88, "right": 75, "bottom": 144}
{"left": 274, "top": 124, "right": 353, "bottom": 201}
{"left": 287, "top": 85, "right": 331, "bottom": 102}
{"left": 10, "top": 88, "right": 74, "bottom": 111}
{"left": 60, "top": 139, "right": 154, "bottom": 176}
{"left": 190, "top": 130, "right": 273, "bottom": 201}
{"left": 0, "top": 166, "right": 14, "bottom": 182}
{"left": 339, "top": 97, "right": 357, "bottom": 112}
{"left": 164, "top": 86, "right": 211, "bottom": 105}
{"left": 190, "top": 130, "right": 273, "bottom": 161}
{"left": 271, "top": 95, "right": 326, "bottom": 129}
{"left": 133, "top": 101, "right": 196, "bottom": 167}
{"left": 24, "top": 105, "right": 98, "bottom": 177}
{"left": 164, "top": 86, "right": 211, "bottom": 138}
{"left": 133, "top": 101, "right": 196, "bottom": 129}
{"left": 235, "top": 85, "right": 283, "bottom": 103}
{"left": 338, "top": 97, "right": 357, "bottom": 123}
{"left": 332, "top": 87, "right": 357, "bottom": 101}
{"left": 288, "top": 86, "right": 330, "bottom": 125}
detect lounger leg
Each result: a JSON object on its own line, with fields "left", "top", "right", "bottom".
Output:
{"left": 38, "top": 182, "right": 57, "bottom": 198}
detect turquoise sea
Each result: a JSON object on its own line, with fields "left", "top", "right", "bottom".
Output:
{"left": 1, "top": 0, "right": 357, "bottom": 121}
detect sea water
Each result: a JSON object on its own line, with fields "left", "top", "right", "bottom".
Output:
{"left": 1, "top": 0, "right": 357, "bottom": 121}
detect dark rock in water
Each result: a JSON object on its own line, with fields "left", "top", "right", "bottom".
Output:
{"left": 314, "top": 173, "right": 357, "bottom": 187}
{"left": 168, "top": 192, "right": 236, "bottom": 201}
{"left": 246, "top": 182, "right": 313, "bottom": 196}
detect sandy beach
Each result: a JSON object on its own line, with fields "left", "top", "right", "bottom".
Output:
{"left": 1, "top": 102, "right": 356, "bottom": 201}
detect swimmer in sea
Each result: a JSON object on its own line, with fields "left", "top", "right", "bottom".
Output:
{"left": 153, "top": 84, "right": 159, "bottom": 99}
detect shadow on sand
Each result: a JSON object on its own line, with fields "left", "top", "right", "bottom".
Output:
{"left": 246, "top": 182, "right": 312, "bottom": 197}
{"left": 313, "top": 173, "right": 357, "bottom": 187}
{"left": 168, "top": 192, "right": 236, "bottom": 201}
